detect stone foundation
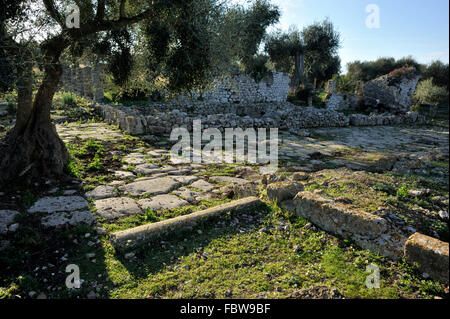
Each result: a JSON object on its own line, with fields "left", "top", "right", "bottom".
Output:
{"left": 95, "top": 101, "right": 427, "bottom": 136}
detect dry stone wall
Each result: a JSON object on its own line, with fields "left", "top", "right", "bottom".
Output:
{"left": 58, "top": 64, "right": 104, "bottom": 102}
{"left": 175, "top": 71, "right": 290, "bottom": 104}
{"left": 96, "top": 101, "right": 427, "bottom": 136}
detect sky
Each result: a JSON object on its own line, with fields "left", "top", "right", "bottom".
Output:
{"left": 236, "top": 0, "right": 449, "bottom": 73}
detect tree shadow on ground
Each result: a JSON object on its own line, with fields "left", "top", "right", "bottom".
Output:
{"left": 113, "top": 202, "right": 271, "bottom": 281}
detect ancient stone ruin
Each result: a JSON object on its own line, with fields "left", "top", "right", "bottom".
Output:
{"left": 326, "top": 67, "right": 421, "bottom": 114}
{"left": 175, "top": 71, "right": 291, "bottom": 104}
{"left": 58, "top": 64, "right": 104, "bottom": 102}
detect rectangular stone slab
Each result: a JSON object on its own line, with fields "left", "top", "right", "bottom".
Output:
{"left": 283, "top": 191, "right": 407, "bottom": 260}
{"left": 404, "top": 233, "right": 449, "bottom": 283}
{"left": 111, "top": 196, "right": 262, "bottom": 250}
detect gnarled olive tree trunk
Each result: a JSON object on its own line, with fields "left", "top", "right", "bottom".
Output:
{"left": 0, "top": 43, "right": 69, "bottom": 187}
{"left": 289, "top": 51, "right": 304, "bottom": 95}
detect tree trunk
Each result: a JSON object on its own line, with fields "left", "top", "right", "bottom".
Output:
{"left": 290, "top": 51, "right": 304, "bottom": 95}
{"left": 0, "top": 52, "right": 69, "bottom": 187}
{"left": 16, "top": 59, "right": 33, "bottom": 132}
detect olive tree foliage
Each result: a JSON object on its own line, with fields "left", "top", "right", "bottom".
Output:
{"left": 0, "top": 0, "right": 234, "bottom": 187}
{"left": 96, "top": 0, "right": 280, "bottom": 97}
{"left": 265, "top": 19, "right": 341, "bottom": 93}
{"left": 301, "top": 19, "right": 341, "bottom": 87}
{"left": 265, "top": 27, "right": 304, "bottom": 91}
{"left": 413, "top": 78, "right": 448, "bottom": 106}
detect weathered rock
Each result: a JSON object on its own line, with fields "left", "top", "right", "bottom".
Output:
{"left": 85, "top": 185, "right": 116, "bottom": 200}
{"left": 29, "top": 196, "right": 88, "bottom": 214}
{"left": 230, "top": 182, "right": 260, "bottom": 199}
{"left": 364, "top": 67, "right": 420, "bottom": 113}
{"left": 114, "top": 170, "right": 136, "bottom": 179}
{"left": 404, "top": 233, "right": 449, "bottom": 283}
{"left": 41, "top": 211, "right": 95, "bottom": 228}
{"left": 291, "top": 172, "right": 310, "bottom": 181}
{"left": 0, "top": 210, "right": 19, "bottom": 235}
{"left": 133, "top": 163, "right": 160, "bottom": 175}
{"left": 138, "top": 195, "right": 189, "bottom": 211}
{"left": 172, "top": 175, "right": 199, "bottom": 186}
{"left": 284, "top": 191, "right": 407, "bottom": 259}
{"left": 94, "top": 197, "right": 142, "bottom": 220}
{"left": 119, "top": 177, "right": 181, "bottom": 196}
{"left": 209, "top": 176, "right": 250, "bottom": 185}
{"left": 266, "top": 181, "right": 304, "bottom": 203}
{"left": 190, "top": 179, "right": 215, "bottom": 192}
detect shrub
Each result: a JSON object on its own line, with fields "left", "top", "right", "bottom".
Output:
{"left": 413, "top": 79, "right": 448, "bottom": 106}
{"left": 422, "top": 60, "right": 449, "bottom": 90}
{"left": 62, "top": 93, "right": 75, "bottom": 107}
{"left": 332, "top": 74, "right": 357, "bottom": 93}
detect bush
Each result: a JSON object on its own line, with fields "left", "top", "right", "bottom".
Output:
{"left": 413, "top": 79, "right": 448, "bottom": 106}
{"left": 332, "top": 74, "right": 357, "bottom": 93}
{"left": 62, "top": 93, "right": 75, "bottom": 107}
{"left": 422, "top": 60, "right": 449, "bottom": 90}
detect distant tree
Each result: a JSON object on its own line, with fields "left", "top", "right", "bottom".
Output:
{"left": 346, "top": 56, "right": 425, "bottom": 83}
{"left": 422, "top": 60, "right": 449, "bottom": 90}
{"left": 265, "top": 28, "right": 304, "bottom": 93}
{"left": 301, "top": 19, "right": 341, "bottom": 88}
{"left": 413, "top": 78, "right": 448, "bottom": 106}
{"left": 265, "top": 19, "right": 341, "bottom": 93}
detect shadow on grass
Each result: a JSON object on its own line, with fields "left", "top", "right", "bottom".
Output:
{"left": 113, "top": 201, "right": 271, "bottom": 281}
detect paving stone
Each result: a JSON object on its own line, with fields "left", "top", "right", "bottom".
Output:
{"left": 119, "top": 177, "right": 181, "bottom": 196}
{"left": 209, "top": 176, "right": 250, "bottom": 184}
{"left": 114, "top": 171, "right": 136, "bottom": 179}
{"left": 138, "top": 195, "right": 189, "bottom": 211}
{"left": 28, "top": 196, "right": 88, "bottom": 214}
{"left": 0, "top": 210, "right": 19, "bottom": 235}
{"left": 134, "top": 163, "right": 160, "bottom": 175}
{"left": 85, "top": 185, "right": 116, "bottom": 200}
{"left": 147, "top": 151, "right": 163, "bottom": 158}
{"left": 94, "top": 197, "right": 142, "bottom": 220}
{"left": 190, "top": 179, "right": 215, "bottom": 192}
{"left": 172, "top": 188, "right": 201, "bottom": 202}
{"left": 123, "top": 157, "right": 147, "bottom": 165}
{"left": 41, "top": 211, "right": 95, "bottom": 228}
{"left": 172, "top": 175, "right": 199, "bottom": 186}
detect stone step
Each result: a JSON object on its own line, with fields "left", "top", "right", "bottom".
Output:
{"left": 111, "top": 196, "right": 263, "bottom": 251}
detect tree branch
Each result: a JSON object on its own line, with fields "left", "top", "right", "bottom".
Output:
{"left": 119, "top": 0, "right": 126, "bottom": 18}
{"left": 96, "top": 0, "right": 105, "bottom": 21}
{"left": 42, "top": 0, "right": 64, "bottom": 26}
{"left": 69, "top": 8, "right": 152, "bottom": 39}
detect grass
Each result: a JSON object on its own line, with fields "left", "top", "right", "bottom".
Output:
{"left": 1, "top": 198, "right": 445, "bottom": 299}
{"left": 301, "top": 168, "right": 449, "bottom": 241}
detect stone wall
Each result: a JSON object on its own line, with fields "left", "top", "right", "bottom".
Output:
{"left": 58, "top": 64, "right": 104, "bottom": 102}
{"left": 174, "top": 71, "right": 290, "bottom": 104}
{"left": 96, "top": 101, "right": 427, "bottom": 136}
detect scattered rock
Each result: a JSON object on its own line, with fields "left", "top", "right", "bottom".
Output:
{"left": 0, "top": 210, "right": 19, "bottom": 235}
{"left": 266, "top": 181, "right": 304, "bottom": 203}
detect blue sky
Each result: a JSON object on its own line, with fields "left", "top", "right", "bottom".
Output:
{"left": 240, "top": 0, "right": 449, "bottom": 72}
